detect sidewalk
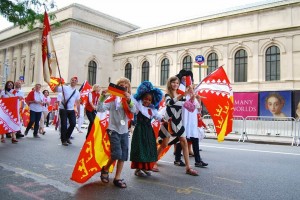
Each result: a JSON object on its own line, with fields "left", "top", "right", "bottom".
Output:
{"left": 204, "top": 132, "right": 299, "bottom": 146}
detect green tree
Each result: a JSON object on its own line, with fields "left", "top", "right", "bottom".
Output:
{"left": 0, "top": 0, "right": 57, "bottom": 29}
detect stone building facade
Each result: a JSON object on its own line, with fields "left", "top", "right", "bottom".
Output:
{"left": 0, "top": 0, "right": 300, "bottom": 94}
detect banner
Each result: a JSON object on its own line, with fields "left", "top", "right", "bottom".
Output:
{"left": 0, "top": 97, "right": 20, "bottom": 134}
{"left": 233, "top": 92, "right": 258, "bottom": 118}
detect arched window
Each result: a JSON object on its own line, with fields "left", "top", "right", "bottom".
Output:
{"left": 124, "top": 63, "right": 132, "bottom": 81}
{"left": 141, "top": 61, "right": 149, "bottom": 82}
{"left": 88, "top": 60, "right": 97, "bottom": 85}
{"left": 182, "top": 55, "right": 192, "bottom": 71}
{"left": 234, "top": 49, "right": 248, "bottom": 82}
{"left": 207, "top": 53, "right": 218, "bottom": 75}
{"left": 160, "top": 58, "right": 169, "bottom": 85}
{"left": 266, "top": 46, "right": 280, "bottom": 81}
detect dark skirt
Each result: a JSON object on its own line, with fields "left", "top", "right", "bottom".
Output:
{"left": 130, "top": 112, "right": 157, "bottom": 170}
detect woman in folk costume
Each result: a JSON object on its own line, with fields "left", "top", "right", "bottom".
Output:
{"left": 130, "top": 81, "right": 163, "bottom": 177}
{"left": 155, "top": 76, "right": 199, "bottom": 176}
{"left": 97, "top": 77, "right": 136, "bottom": 188}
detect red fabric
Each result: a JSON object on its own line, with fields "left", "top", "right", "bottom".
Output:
{"left": 131, "top": 162, "right": 156, "bottom": 170}
{"left": 79, "top": 80, "right": 92, "bottom": 104}
{"left": 105, "top": 96, "right": 133, "bottom": 120}
{"left": 177, "top": 83, "right": 185, "bottom": 95}
{"left": 186, "top": 76, "right": 192, "bottom": 87}
{"left": 25, "top": 90, "right": 34, "bottom": 105}
{"left": 148, "top": 108, "right": 152, "bottom": 116}
{"left": 0, "top": 97, "right": 20, "bottom": 134}
{"left": 85, "top": 91, "right": 100, "bottom": 112}
{"left": 49, "top": 77, "right": 65, "bottom": 92}
{"left": 197, "top": 114, "right": 207, "bottom": 128}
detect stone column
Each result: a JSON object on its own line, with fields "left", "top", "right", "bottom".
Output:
{"left": 7, "top": 47, "right": 13, "bottom": 81}
{"left": 15, "top": 45, "right": 21, "bottom": 82}
{"left": 24, "top": 41, "right": 31, "bottom": 85}
{"left": 34, "top": 38, "right": 43, "bottom": 85}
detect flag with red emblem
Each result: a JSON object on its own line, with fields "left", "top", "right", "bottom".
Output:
{"left": 70, "top": 113, "right": 113, "bottom": 183}
{"left": 79, "top": 80, "right": 92, "bottom": 104}
{"left": 21, "top": 105, "right": 30, "bottom": 127}
{"left": 194, "top": 66, "right": 233, "bottom": 142}
{"left": 0, "top": 97, "right": 20, "bottom": 134}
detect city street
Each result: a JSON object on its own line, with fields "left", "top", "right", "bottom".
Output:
{"left": 0, "top": 126, "right": 300, "bottom": 200}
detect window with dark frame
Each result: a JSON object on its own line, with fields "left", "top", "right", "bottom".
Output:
{"left": 124, "top": 63, "right": 132, "bottom": 81}
{"left": 234, "top": 49, "right": 248, "bottom": 82}
{"left": 183, "top": 55, "right": 192, "bottom": 71}
{"left": 265, "top": 46, "right": 280, "bottom": 81}
{"left": 160, "top": 58, "right": 169, "bottom": 85}
{"left": 141, "top": 61, "right": 150, "bottom": 82}
{"left": 88, "top": 60, "right": 97, "bottom": 85}
{"left": 207, "top": 53, "right": 218, "bottom": 75}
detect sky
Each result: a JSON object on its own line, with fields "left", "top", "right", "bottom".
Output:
{"left": 0, "top": 0, "right": 277, "bottom": 30}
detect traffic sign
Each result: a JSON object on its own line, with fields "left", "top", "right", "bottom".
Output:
{"left": 195, "top": 55, "right": 205, "bottom": 65}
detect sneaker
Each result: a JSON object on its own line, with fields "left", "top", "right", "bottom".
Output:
{"left": 174, "top": 160, "right": 186, "bottom": 166}
{"left": 195, "top": 161, "right": 208, "bottom": 167}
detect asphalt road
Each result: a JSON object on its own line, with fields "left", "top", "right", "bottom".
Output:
{"left": 0, "top": 126, "right": 300, "bottom": 200}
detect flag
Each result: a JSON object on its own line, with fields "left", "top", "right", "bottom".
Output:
{"left": 177, "top": 83, "right": 186, "bottom": 95}
{"left": 42, "top": 11, "right": 58, "bottom": 84}
{"left": 49, "top": 77, "right": 65, "bottom": 92}
{"left": 194, "top": 66, "right": 233, "bottom": 142}
{"left": 79, "top": 80, "right": 92, "bottom": 104}
{"left": 107, "top": 83, "right": 126, "bottom": 98}
{"left": 21, "top": 105, "right": 30, "bottom": 127}
{"left": 0, "top": 97, "right": 20, "bottom": 134}
{"left": 186, "top": 76, "right": 192, "bottom": 87}
{"left": 70, "top": 115, "right": 113, "bottom": 183}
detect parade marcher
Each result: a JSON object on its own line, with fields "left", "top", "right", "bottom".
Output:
{"left": 14, "top": 81, "right": 25, "bottom": 138}
{"left": 155, "top": 76, "right": 199, "bottom": 176}
{"left": 85, "top": 84, "right": 101, "bottom": 138}
{"left": 130, "top": 81, "right": 163, "bottom": 177}
{"left": 24, "top": 83, "right": 44, "bottom": 138}
{"left": 56, "top": 77, "right": 80, "bottom": 146}
{"left": 0, "top": 81, "right": 19, "bottom": 143}
{"left": 97, "top": 77, "right": 136, "bottom": 188}
{"left": 39, "top": 90, "right": 51, "bottom": 135}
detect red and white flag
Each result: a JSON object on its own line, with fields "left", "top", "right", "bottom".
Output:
{"left": 79, "top": 80, "right": 92, "bottom": 104}
{"left": 42, "top": 11, "right": 58, "bottom": 84}
{"left": 194, "top": 66, "right": 234, "bottom": 142}
{"left": 0, "top": 97, "right": 20, "bottom": 134}
{"left": 177, "top": 83, "right": 186, "bottom": 95}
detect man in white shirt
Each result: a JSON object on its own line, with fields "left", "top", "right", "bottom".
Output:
{"left": 56, "top": 77, "right": 80, "bottom": 146}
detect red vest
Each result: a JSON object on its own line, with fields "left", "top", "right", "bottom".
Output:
{"left": 85, "top": 91, "right": 100, "bottom": 112}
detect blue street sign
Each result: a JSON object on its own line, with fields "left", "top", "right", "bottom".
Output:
{"left": 195, "top": 55, "right": 205, "bottom": 65}
{"left": 19, "top": 76, "right": 24, "bottom": 81}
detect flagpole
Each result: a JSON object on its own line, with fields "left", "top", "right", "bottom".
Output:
{"left": 43, "top": 5, "right": 66, "bottom": 104}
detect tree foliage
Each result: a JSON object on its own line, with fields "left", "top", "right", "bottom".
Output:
{"left": 0, "top": 0, "right": 57, "bottom": 29}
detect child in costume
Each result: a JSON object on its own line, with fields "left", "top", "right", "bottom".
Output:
{"left": 97, "top": 77, "right": 136, "bottom": 188}
{"left": 130, "top": 81, "right": 163, "bottom": 177}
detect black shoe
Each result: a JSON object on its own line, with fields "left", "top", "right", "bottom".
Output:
{"left": 6, "top": 133, "right": 12, "bottom": 138}
{"left": 67, "top": 139, "right": 72, "bottom": 144}
{"left": 195, "top": 161, "right": 208, "bottom": 167}
{"left": 24, "top": 130, "right": 29, "bottom": 136}
{"left": 62, "top": 141, "right": 68, "bottom": 146}
{"left": 16, "top": 133, "right": 24, "bottom": 138}
{"left": 174, "top": 160, "right": 186, "bottom": 167}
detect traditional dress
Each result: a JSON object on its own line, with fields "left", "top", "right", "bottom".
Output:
{"left": 130, "top": 100, "right": 161, "bottom": 170}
